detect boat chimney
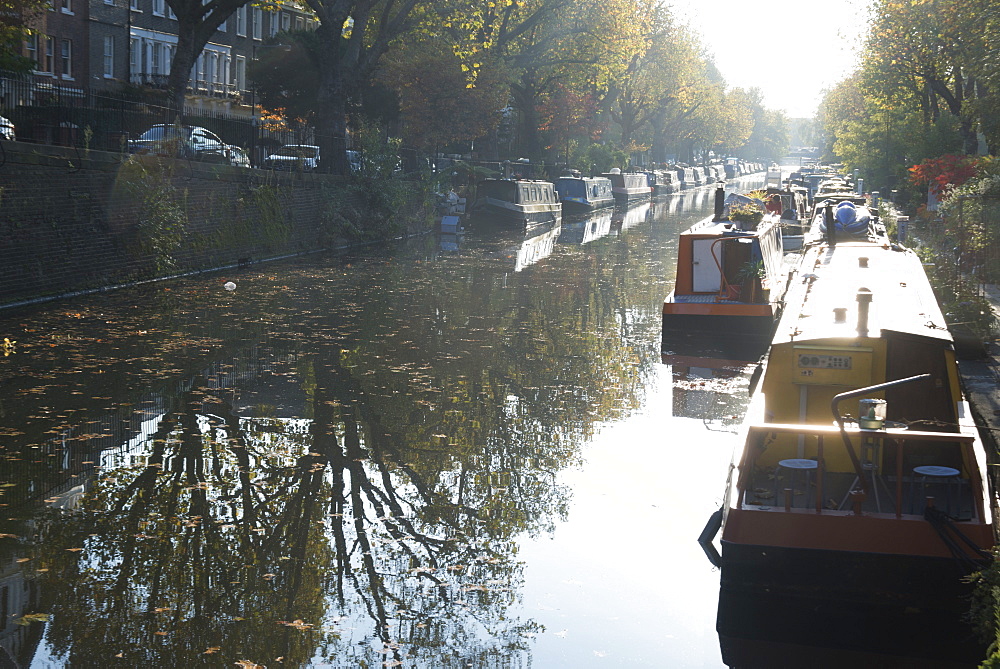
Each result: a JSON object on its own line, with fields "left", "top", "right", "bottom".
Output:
{"left": 713, "top": 184, "right": 725, "bottom": 221}
{"left": 824, "top": 201, "right": 836, "bottom": 246}
{"left": 833, "top": 307, "right": 847, "bottom": 323}
{"left": 856, "top": 288, "right": 873, "bottom": 336}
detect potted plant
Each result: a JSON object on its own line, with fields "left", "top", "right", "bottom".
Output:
{"left": 735, "top": 260, "right": 766, "bottom": 303}
{"left": 728, "top": 202, "right": 765, "bottom": 230}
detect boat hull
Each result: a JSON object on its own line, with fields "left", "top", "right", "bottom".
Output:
{"left": 661, "top": 300, "right": 777, "bottom": 341}
{"left": 720, "top": 510, "right": 991, "bottom": 607}
{"left": 470, "top": 199, "right": 561, "bottom": 226}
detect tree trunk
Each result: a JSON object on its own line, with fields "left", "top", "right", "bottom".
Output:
{"left": 167, "top": 22, "right": 199, "bottom": 118}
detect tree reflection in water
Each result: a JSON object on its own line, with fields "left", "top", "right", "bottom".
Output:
{"left": 34, "top": 363, "right": 549, "bottom": 666}
{"left": 1, "top": 224, "right": 662, "bottom": 665}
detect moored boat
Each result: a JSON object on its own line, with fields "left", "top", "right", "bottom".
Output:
{"left": 469, "top": 178, "right": 562, "bottom": 226}
{"left": 601, "top": 168, "right": 652, "bottom": 204}
{"left": 713, "top": 213, "right": 994, "bottom": 610}
{"left": 661, "top": 186, "right": 786, "bottom": 347}
{"left": 554, "top": 172, "right": 615, "bottom": 213}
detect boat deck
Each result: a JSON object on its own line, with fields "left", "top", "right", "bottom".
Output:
{"left": 744, "top": 464, "right": 974, "bottom": 519}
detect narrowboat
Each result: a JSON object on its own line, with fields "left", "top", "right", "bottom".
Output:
{"left": 711, "top": 213, "right": 994, "bottom": 610}
{"left": 601, "top": 169, "right": 652, "bottom": 204}
{"left": 554, "top": 173, "right": 615, "bottom": 213}
{"left": 661, "top": 187, "right": 786, "bottom": 346}
{"left": 469, "top": 178, "right": 562, "bottom": 226}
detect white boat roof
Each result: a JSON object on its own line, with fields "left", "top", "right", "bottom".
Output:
{"left": 775, "top": 241, "right": 951, "bottom": 344}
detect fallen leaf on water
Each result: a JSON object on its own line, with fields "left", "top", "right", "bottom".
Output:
{"left": 66, "top": 548, "right": 83, "bottom": 552}
{"left": 235, "top": 660, "right": 264, "bottom": 668}
{"left": 204, "top": 647, "right": 221, "bottom": 654}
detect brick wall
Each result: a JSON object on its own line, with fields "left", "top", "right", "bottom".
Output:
{"left": 0, "top": 144, "right": 425, "bottom": 308}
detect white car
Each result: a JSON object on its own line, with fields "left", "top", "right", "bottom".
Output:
{"left": 264, "top": 144, "right": 320, "bottom": 171}
{"left": 0, "top": 116, "right": 14, "bottom": 141}
{"left": 129, "top": 124, "right": 231, "bottom": 163}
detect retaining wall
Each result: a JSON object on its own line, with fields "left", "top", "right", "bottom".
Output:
{"left": 0, "top": 142, "right": 428, "bottom": 308}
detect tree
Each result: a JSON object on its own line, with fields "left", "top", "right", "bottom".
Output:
{"left": 164, "top": 0, "right": 256, "bottom": 115}
{"left": 249, "top": 30, "right": 323, "bottom": 135}
{"left": 378, "top": 40, "right": 511, "bottom": 151}
{"left": 0, "top": 0, "right": 47, "bottom": 72}
{"left": 861, "top": 0, "right": 983, "bottom": 154}
{"left": 303, "top": 0, "right": 429, "bottom": 174}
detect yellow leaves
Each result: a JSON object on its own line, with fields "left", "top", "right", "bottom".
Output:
{"left": 65, "top": 548, "right": 84, "bottom": 552}
{"left": 235, "top": 661, "right": 265, "bottom": 669}
{"left": 277, "top": 619, "right": 313, "bottom": 630}
{"left": 15, "top": 613, "right": 50, "bottom": 625}
{"left": 203, "top": 647, "right": 221, "bottom": 654}
{"left": 0, "top": 533, "right": 19, "bottom": 539}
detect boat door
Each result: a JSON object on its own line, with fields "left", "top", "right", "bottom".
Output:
{"left": 692, "top": 239, "right": 722, "bottom": 292}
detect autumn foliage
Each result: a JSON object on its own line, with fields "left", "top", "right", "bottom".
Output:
{"left": 908, "top": 154, "right": 980, "bottom": 197}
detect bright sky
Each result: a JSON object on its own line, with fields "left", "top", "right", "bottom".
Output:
{"left": 668, "top": 0, "right": 867, "bottom": 118}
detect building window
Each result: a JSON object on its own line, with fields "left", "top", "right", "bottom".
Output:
{"left": 152, "top": 0, "right": 164, "bottom": 15}
{"left": 130, "top": 0, "right": 139, "bottom": 10}
{"left": 295, "top": 16, "right": 304, "bottom": 31}
{"left": 281, "top": 13, "right": 290, "bottom": 31}
{"left": 60, "top": 0, "right": 71, "bottom": 12}
{"left": 103, "top": 36, "right": 114, "bottom": 77}
{"left": 130, "top": 37, "right": 139, "bottom": 75}
{"left": 43, "top": 36, "right": 55, "bottom": 73}
{"left": 25, "top": 34, "right": 37, "bottom": 68}
{"left": 60, "top": 39, "right": 71, "bottom": 78}
{"left": 268, "top": 12, "right": 278, "bottom": 37}
{"left": 235, "top": 56, "right": 246, "bottom": 92}
{"left": 151, "top": 42, "right": 161, "bottom": 75}
{"left": 236, "top": 6, "right": 246, "bottom": 36}
{"left": 252, "top": 7, "right": 262, "bottom": 39}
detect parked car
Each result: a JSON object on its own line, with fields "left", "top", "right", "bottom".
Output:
{"left": 0, "top": 115, "right": 14, "bottom": 141}
{"left": 227, "top": 145, "right": 251, "bottom": 168}
{"left": 264, "top": 144, "right": 321, "bottom": 171}
{"left": 128, "top": 124, "right": 231, "bottom": 163}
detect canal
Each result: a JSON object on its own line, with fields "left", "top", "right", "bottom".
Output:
{"left": 0, "top": 178, "right": 981, "bottom": 668}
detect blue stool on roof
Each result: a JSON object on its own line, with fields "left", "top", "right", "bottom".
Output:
{"left": 911, "top": 465, "right": 961, "bottom": 515}
{"left": 776, "top": 459, "right": 818, "bottom": 508}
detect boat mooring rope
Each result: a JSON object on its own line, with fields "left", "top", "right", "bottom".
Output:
{"left": 924, "top": 505, "right": 993, "bottom": 571}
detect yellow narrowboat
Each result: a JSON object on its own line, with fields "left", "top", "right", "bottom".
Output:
{"left": 712, "top": 214, "right": 994, "bottom": 608}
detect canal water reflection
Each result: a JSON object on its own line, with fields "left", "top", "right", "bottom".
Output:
{"left": 0, "top": 178, "right": 979, "bottom": 667}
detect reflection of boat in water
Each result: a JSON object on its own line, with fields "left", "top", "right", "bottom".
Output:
{"left": 717, "top": 588, "right": 985, "bottom": 668}
{"left": 557, "top": 209, "right": 613, "bottom": 245}
{"left": 468, "top": 178, "right": 562, "bottom": 226}
{"left": 661, "top": 350, "right": 760, "bottom": 423}
{"left": 473, "top": 219, "right": 562, "bottom": 272}
{"left": 712, "top": 211, "right": 994, "bottom": 613}
{"left": 610, "top": 201, "right": 651, "bottom": 233}
{"left": 661, "top": 187, "right": 786, "bottom": 344}
{"left": 554, "top": 173, "right": 614, "bottom": 213}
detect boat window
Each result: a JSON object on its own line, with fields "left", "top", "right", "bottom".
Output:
{"left": 480, "top": 180, "right": 517, "bottom": 201}
{"left": 556, "top": 179, "right": 585, "bottom": 198}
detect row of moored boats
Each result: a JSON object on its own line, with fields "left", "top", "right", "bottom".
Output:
{"left": 661, "top": 167, "right": 994, "bottom": 623}
{"left": 467, "top": 161, "right": 769, "bottom": 226}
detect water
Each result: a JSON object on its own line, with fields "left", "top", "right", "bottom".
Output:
{"left": 0, "top": 179, "right": 980, "bottom": 668}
